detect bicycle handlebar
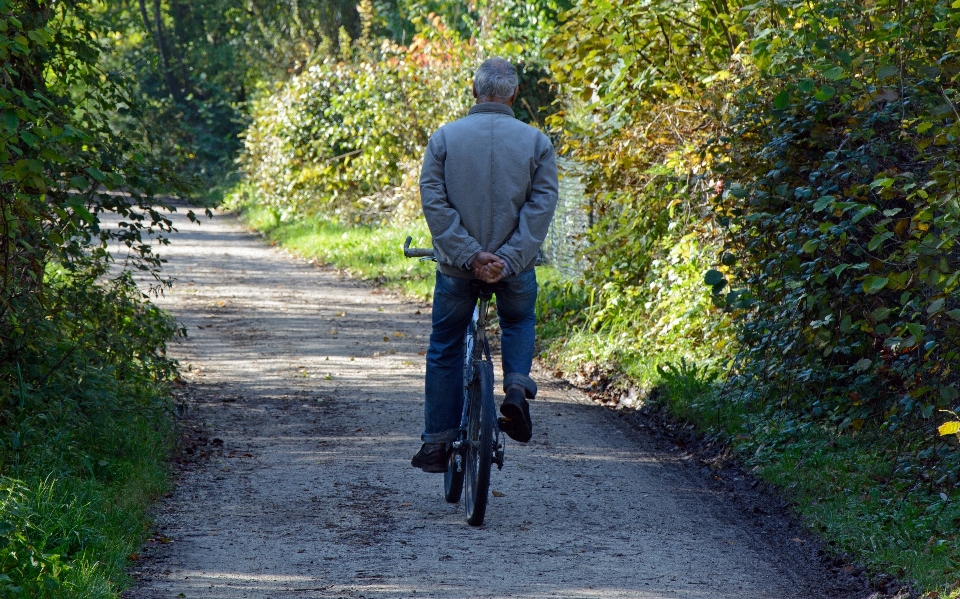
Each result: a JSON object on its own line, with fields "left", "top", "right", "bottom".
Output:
{"left": 403, "top": 236, "right": 435, "bottom": 258}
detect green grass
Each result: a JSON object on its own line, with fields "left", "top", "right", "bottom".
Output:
{"left": 241, "top": 204, "right": 437, "bottom": 300}
{"left": 0, "top": 275, "right": 177, "bottom": 597}
{"left": 653, "top": 363, "right": 960, "bottom": 597}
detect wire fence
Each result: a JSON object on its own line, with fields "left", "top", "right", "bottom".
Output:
{"left": 541, "top": 158, "right": 591, "bottom": 279}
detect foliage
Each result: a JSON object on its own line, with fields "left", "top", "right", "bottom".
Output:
{"left": 0, "top": 0, "right": 189, "bottom": 375}
{"left": 0, "top": 272, "right": 178, "bottom": 597}
{"left": 0, "top": 2, "right": 185, "bottom": 595}
{"left": 546, "top": 0, "right": 960, "bottom": 452}
{"left": 231, "top": 19, "right": 476, "bottom": 224}
{"left": 92, "top": 0, "right": 367, "bottom": 190}
{"left": 542, "top": 0, "right": 744, "bottom": 386}
{"left": 710, "top": 0, "right": 960, "bottom": 444}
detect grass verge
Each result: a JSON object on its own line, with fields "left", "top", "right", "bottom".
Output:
{"left": 240, "top": 204, "right": 436, "bottom": 300}
{"left": 0, "top": 274, "right": 178, "bottom": 598}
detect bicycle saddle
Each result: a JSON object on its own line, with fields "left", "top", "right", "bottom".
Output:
{"left": 469, "top": 279, "right": 505, "bottom": 299}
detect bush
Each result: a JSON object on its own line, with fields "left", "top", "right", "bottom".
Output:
{"left": 711, "top": 0, "right": 960, "bottom": 441}
{"left": 232, "top": 20, "right": 474, "bottom": 224}
{"left": 0, "top": 273, "right": 179, "bottom": 597}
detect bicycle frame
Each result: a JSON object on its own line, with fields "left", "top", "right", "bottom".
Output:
{"left": 451, "top": 290, "right": 504, "bottom": 472}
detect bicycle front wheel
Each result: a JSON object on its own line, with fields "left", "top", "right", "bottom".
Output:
{"left": 464, "top": 360, "right": 495, "bottom": 526}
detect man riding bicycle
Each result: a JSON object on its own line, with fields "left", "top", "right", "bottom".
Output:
{"left": 411, "top": 58, "right": 559, "bottom": 473}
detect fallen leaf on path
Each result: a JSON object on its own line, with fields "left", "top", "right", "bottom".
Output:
{"left": 383, "top": 336, "right": 389, "bottom": 342}
{"left": 417, "top": 350, "right": 426, "bottom": 356}
{"left": 492, "top": 490, "right": 505, "bottom": 497}
{"left": 355, "top": 428, "right": 362, "bottom": 432}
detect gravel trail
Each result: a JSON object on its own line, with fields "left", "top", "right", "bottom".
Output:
{"left": 124, "top": 209, "right": 870, "bottom": 599}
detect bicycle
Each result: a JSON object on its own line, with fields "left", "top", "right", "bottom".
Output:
{"left": 403, "top": 236, "right": 505, "bottom": 526}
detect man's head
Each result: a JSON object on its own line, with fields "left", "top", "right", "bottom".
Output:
{"left": 472, "top": 58, "right": 518, "bottom": 106}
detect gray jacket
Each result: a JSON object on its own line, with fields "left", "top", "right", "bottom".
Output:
{"left": 419, "top": 102, "right": 559, "bottom": 279}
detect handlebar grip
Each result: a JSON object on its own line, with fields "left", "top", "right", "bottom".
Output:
{"left": 403, "top": 236, "right": 435, "bottom": 258}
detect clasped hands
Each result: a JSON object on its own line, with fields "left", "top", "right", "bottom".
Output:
{"left": 470, "top": 251, "right": 506, "bottom": 284}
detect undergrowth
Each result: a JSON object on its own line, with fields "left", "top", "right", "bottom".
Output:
{"left": 0, "top": 274, "right": 179, "bottom": 597}
{"left": 643, "top": 359, "right": 960, "bottom": 597}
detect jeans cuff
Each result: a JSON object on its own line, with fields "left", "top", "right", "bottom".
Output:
{"left": 503, "top": 373, "right": 536, "bottom": 399}
{"left": 421, "top": 428, "right": 460, "bottom": 444}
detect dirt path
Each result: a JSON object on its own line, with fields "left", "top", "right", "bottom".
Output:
{"left": 123, "top": 210, "right": 872, "bottom": 599}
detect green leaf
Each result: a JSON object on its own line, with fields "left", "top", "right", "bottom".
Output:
{"left": 868, "top": 231, "right": 894, "bottom": 251}
{"left": 812, "top": 195, "right": 835, "bottom": 212}
{"left": 798, "top": 79, "right": 815, "bottom": 93}
{"left": 704, "top": 269, "right": 724, "bottom": 286}
{"left": 940, "top": 421, "right": 960, "bottom": 436}
{"left": 824, "top": 66, "right": 845, "bottom": 80}
{"left": 917, "top": 121, "right": 933, "bottom": 134}
{"left": 940, "top": 386, "right": 958, "bottom": 402}
{"left": 851, "top": 205, "right": 877, "bottom": 223}
{"left": 863, "top": 275, "right": 888, "bottom": 294}
{"left": 67, "top": 197, "right": 94, "bottom": 224}
{"left": 773, "top": 90, "right": 790, "bottom": 110}
{"left": 906, "top": 322, "right": 924, "bottom": 339}
{"left": 814, "top": 86, "right": 836, "bottom": 101}
{"left": 877, "top": 65, "right": 899, "bottom": 79}
{"left": 801, "top": 239, "right": 819, "bottom": 254}
{"left": 927, "top": 298, "right": 945, "bottom": 315}
{"left": 85, "top": 167, "right": 106, "bottom": 182}
{"left": 853, "top": 358, "right": 872, "bottom": 372}
{"left": 887, "top": 271, "right": 910, "bottom": 290}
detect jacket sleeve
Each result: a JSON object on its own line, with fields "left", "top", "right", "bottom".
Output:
{"left": 419, "top": 132, "right": 483, "bottom": 270}
{"left": 494, "top": 137, "right": 559, "bottom": 274}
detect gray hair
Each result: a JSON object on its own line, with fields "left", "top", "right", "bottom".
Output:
{"left": 473, "top": 58, "right": 518, "bottom": 100}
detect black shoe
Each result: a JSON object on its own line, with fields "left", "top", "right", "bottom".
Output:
{"left": 498, "top": 388, "right": 532, "bottom": 443}
{"left": 411, "top": 443, "right": 448, "bottom": 473}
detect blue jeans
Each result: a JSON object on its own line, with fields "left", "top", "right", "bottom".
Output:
{"left": 422, "top": 269, "right": 538, "bottom": 443}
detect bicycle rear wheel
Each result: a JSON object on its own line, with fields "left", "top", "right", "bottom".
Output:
{"left": 464, "top": 360, "right": 495, "bottom": 526}
{"left": 443, "top": 447, "right": 464, "bottom": 503}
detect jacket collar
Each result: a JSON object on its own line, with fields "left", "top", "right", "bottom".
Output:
{"left": 468, "top": 102, "right": 515, "bottom": 117}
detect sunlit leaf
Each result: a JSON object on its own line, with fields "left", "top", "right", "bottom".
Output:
{"left": 862, "top": 276, "right": 888, "bottom": 294}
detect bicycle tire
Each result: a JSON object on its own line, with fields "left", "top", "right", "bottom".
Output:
{"left": 464, "top": 360, "right": 495, "bottom": 526}
{"left": 443, "top": 446, "right": 464, "bottom": 503}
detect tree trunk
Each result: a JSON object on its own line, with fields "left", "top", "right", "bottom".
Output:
{"left": 137, "top": 0, "right": 183, "bottom": 101}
